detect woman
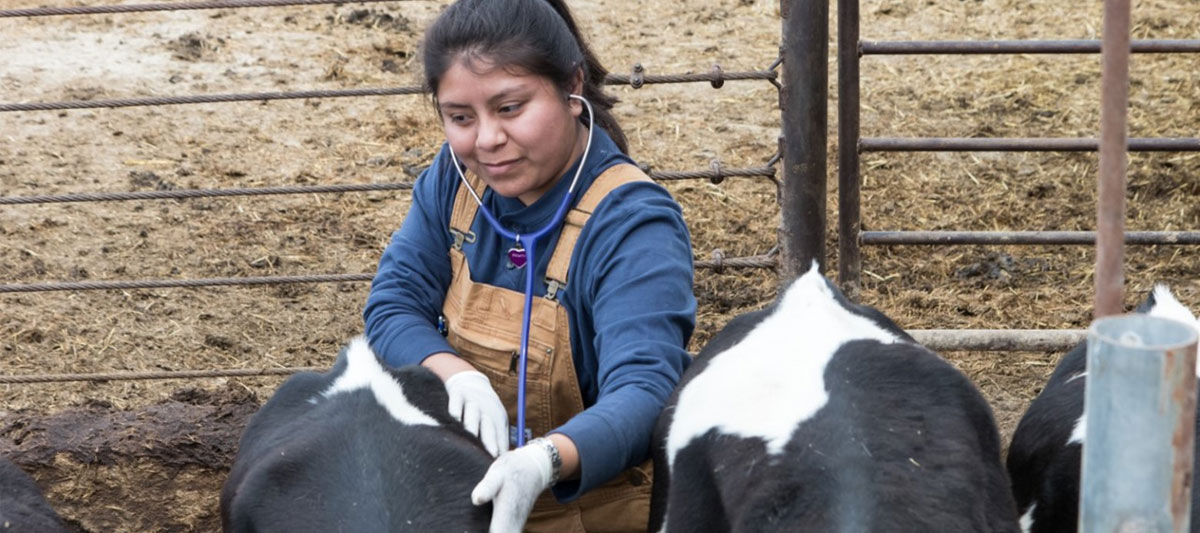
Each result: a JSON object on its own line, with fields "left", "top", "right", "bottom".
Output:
{"left": 363, "top": 0, "right": 695, "bottom": 531}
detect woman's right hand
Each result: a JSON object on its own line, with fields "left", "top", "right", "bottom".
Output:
{"left": 424, "top": 352, "right": 509, "bottom": 457}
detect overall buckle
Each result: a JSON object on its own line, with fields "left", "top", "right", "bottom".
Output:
{"left": 544, "top": 278, "right": 564, "bottom": 301}
{"left": 449, "top": 229, "right": 476, "bottom": 250}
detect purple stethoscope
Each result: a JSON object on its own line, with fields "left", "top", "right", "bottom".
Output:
{"left": 447, "top": 94, "right": 594, "bottom": 448}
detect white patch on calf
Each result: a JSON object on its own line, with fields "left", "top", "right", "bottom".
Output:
{"left": 1068, "top": 415, "right": 1086, "bottom": 445}
{"left": 1019, "top": 503, "right": 1036, "bottom": 533}
{"left": 321, "top": 336, "right": 438, "bottom": 427}
{"left": 1147, "top": 285, "right": 1200, "bottom": 377}
{"left": 666, "top": 263, "right": 904, "bottom": 465}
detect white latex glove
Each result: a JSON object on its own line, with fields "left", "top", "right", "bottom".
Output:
{"left": 444, "top": 370, "right": 509, "bottom": 457}
{"left": 472, "top": 440, "right": 556, "bottom": 533}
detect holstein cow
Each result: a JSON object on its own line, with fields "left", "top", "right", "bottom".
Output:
{"left": 1007, "top": 285, "right": 1200, "bottom": 533}
{"left": 0, "top": 456, "right": 68, "bottom": 532}
{"left": 649, "top": 263, "right": 1019, "bottom": 532}
{"left": 220, "top": 337, "right": 491, "bottom": 532}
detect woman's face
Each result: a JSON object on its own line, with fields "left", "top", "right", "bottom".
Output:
{"left": 436, "top": 57, "right": 584, "bottom": 206}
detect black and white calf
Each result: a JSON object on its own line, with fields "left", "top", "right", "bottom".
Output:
{"left": 649, "top": 264, "right": 1019, "bottom": 532}
{"left": 1006, "top": 285, "right": 1200, "bottom": 533}
{"left": 220, "top": 337, "right": 491, "bottom": 533}
{"left": 0, "top": 456, "right": 67, "bottom": 532}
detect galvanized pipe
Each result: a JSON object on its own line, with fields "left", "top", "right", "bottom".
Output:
{"left": 778, "top": 0, "right": 828, "bottom": 280}
{"left": 1080, "top": 315, "right": 1198, "bottom": 532}
{"left": 1095, "top": 0, "right": 1132, "bottom": 318}
{"left": 860, "top": 231, "right": 1200, "bottom": 246}
{"left": 910, "top": 329, "right": 1086, "bottom": 352}
{"left": 859, "top": 137, "right": 1200, "bottom": 152}
{"left": 837, "top": 0, "right": 863, "bottom": 297}
{"left": 860, "top": 39, "right": 1200, "bottom": 55}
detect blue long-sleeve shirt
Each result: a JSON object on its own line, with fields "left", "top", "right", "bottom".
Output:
{"left": 363, "top": 128, "right": 695, "bottom": 501}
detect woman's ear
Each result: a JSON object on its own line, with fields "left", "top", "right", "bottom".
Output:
{"left": 567, "top": 68, "right": 585, "bottom": 117}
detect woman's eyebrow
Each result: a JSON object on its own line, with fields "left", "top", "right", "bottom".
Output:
{"left": 437, "top": 85, "right": 533, "bottom": 111}
{"left": 486, "top": 85, "right": 531, "bottom": 104}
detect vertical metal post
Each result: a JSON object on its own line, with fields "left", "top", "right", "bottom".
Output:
{"left": 1080, "top": 314, "right": 1199, "bottom": 532}
{"left": 836, "top": 0, "right": 861, "bottom": 298}
{"left": 1095, "top": 0, "right": 1132, "bottom": 317}
{"left": 779, "top": 0, "right": 828, "bottom": 280}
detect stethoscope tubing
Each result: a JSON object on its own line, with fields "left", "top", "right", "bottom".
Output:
{"left": 448, "top": 94, "right": 595, "bottom": 449}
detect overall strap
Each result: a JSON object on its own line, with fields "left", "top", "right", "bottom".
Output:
{"left": 544, "top": 163, "right": 653, "bottom": 299}
{"left": 449, "top": 169, "right": 487, "bottom": 250}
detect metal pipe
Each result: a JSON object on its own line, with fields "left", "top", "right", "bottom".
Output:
{"left": 0, "top": 253, "right": 777, "bottom": 294}
{"left": 860, "top": 39, "right": 1200, "bottom": 55}
{"left": 837, "top": 0, "right": 863, "bottom": 298}
{"left": 0, "top": 367, "right": 321, "bottom": 383}
{"left": 604, "top": 69, "right": 777, "bottom": 86}
{"left": 0, "top": 182, "right": 414, "bottom": 205}
{"left": 0, "top": 0, "right": 402, "bottom": 18}
{"left": 0, "top": 69, "right": 779, "bottom": 113}
{"left": 0, "top": 165, "right": 774, "bottom": 206}
{"left": 910, "top": 329, "right": 1086, "bottom": 352}
{"left": 777, "top": 0, "right": 828, "bottom": 280}
{"left": 859, "top": 137, "right": 1200, "bottom": 152}
{"left": 1095, "top": 0, "right": 1132, "bottom": 318}
{"left": 0, "top": 86, "right": 425, "bottom": 113}
{"left": 1080, "top": 315, "right": 1198, "bottom": 532}
{"left": 860, "top": 231, "right": 1200, "bottom": 246}
{"left": 0, "top": 327, "right": 1097, "bottom": 383}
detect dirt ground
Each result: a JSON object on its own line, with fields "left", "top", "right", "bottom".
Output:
{"left": 0, "top": 0, "right": 1197, "bottom": 530}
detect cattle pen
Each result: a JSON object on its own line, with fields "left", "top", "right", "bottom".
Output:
{"left": 2, "top": 0, "right": 1199, "bottom": 531}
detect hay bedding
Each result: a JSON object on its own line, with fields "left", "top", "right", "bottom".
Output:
{"left": 0, "top": 0, "right": 1196, "bottom": 530}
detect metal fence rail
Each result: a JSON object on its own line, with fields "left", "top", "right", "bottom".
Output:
{"left": 1, "top": 0, "right": 403, "bottom": 17}
{"left": 860, "top": 231, "right": 1200, "bottom": 246}
{"left": 0, "top": 159, "right": 777, "bottom": 206}
{"left": 0, "top": 254, "right": 778, "bottom": 294}
{"left": 912, "top": 328, "right": 1087, "bottom": 352}
{"left": 860, "top": 39, "right": 1200, "bottom": 55}
{"left": 0, "top": 182, "right": 414, "bottom": 205}
{"left": 0, "top": 67, "right": 777, "bottom": 113}
{"left": 0, "top": 327, "right": 1089, "bottom": 385}
{"left": 0, "top": 367, "right": 321, "bottom": 383}
{"left": 860, "top": 137, "right": 1200, "bottom": 152}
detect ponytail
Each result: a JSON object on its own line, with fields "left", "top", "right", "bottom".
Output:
{"left": 539, "top": 0, "right": 628, "bottom": 154}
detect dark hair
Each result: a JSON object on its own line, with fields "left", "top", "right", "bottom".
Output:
{"left": 422, "top": 0, "right": 629, "bottom": 154}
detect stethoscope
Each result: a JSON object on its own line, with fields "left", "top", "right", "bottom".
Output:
{"left": 447, "top": 93, "right": 595, "bottom": 449}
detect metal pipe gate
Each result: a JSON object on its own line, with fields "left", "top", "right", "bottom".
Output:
{"left": 835, "top": 0, "right": 1200, "bottom": 302}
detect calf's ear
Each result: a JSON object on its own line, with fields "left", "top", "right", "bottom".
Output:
{"left": 1145, "top": 285, "right": 1197, "bottom": 327}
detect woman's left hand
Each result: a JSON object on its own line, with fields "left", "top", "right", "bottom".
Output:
{"left": 471, "top": 439, "right": 556, "bottom": 533}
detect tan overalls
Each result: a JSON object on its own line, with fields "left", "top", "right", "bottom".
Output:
{"left": 442, "top": 163, "right": 655, "bottom": 533}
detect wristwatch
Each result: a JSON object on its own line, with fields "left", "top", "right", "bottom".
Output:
{"left": 531, "top": 437, "right": 562, "bottom": 486}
